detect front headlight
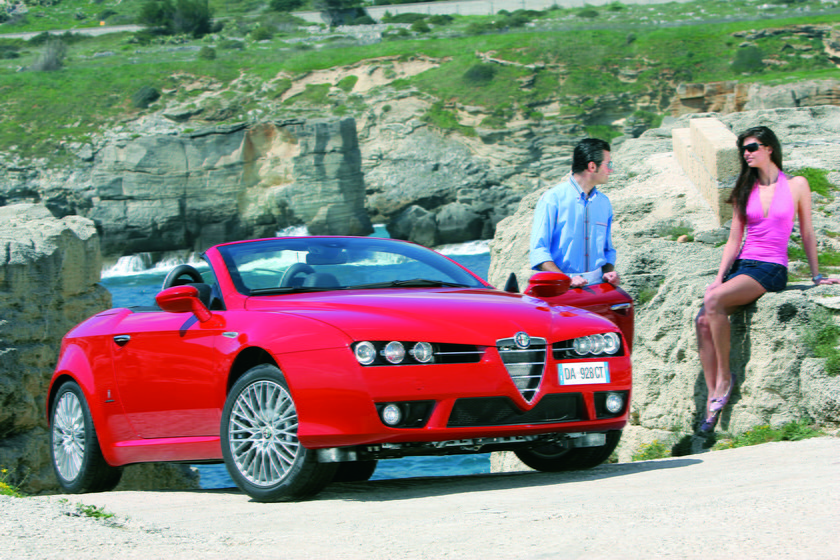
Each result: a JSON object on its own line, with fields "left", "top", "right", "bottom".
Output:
{"left": 557, "top": 332, "right": 624, "bottom": 359}
{"left": 354, "top": 341, "right": 377, "bottom": 365}
{"left": 603, "top": 332, "right": 621, "bottom": 355}
{"left": 383, "top": 341, "right": 406, "bottom": 364}
{"left": 410, "top": 342, "right": 434, "bottom": 363}
{"left": 573, "top": 336, "right": 592, "bottom": 355}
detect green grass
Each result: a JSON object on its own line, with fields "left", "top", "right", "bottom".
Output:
{"left": 422, "top": 101, "right": 476, "bottom": 137}
{"left": 636, "top": 285, "right": 660, "bottom": 306}
{"left": 631, "top": 439, "right": 670, "bottom": 461}
{"left": 712, "top": 420, "right": 824, "bottom": 450}
{"left": 0, "top": 467, "right": 24, "bottom": 498}
{"left": 663, "top": 224, "right": 695, "bottom": 242}
{"left": 795, "top": 167, "right": 836, "bottom": 200}
{"left": 1, "top": 1, "right": 838, "bottom": 158}
{"left": 70, "top": 502, "right": 116, "bottom": 520}
{"left": 801, "top": 307, "right": 840, "bottom": 376}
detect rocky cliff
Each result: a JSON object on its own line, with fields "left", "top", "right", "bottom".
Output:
{"left": 0, "top": 205, "right": 197, "bottom": 493}
{"left": 1, "top": 118, "right": 372, "bottom": 260}
{"left": 489, "top": 106, "right": 840, "bottom": 463}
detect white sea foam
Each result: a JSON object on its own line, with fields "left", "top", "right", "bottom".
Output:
{"left": 101, "top": 253, "right": 206, "bottom": 278}
{"left": 101, "top": 225, "right": 490, "bottom": 276}
{"left": 436, "top": 239, "right": 491, "bottom": 256}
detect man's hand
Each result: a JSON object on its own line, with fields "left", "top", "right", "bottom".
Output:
{"left": 603, "top": 271, "right": 620, "bottom": 286}
{"left": 570, "top": 275, "right": 588, "bottom": 288}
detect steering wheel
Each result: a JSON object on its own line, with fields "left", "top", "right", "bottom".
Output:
{"left": 162, "top": 264, "right": 204, "bottom": 291}
{"left": 280, "top": 263, "right": 315, "bottom": 287}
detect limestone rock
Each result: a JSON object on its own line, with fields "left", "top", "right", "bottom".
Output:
{"left": 0, "top": 205, "right": 197, "bottom": 494}
{"left": 0, "top": 119, "right": 372, "bottom": 259}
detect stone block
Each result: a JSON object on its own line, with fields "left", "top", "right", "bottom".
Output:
{"left": 671, "top": 117, "right": 738, "bottom": 225}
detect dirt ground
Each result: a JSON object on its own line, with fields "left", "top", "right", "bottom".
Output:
{"left": 6, "top": 437, "right": 838, "bottom": 560}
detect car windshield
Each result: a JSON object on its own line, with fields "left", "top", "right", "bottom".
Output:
{"left": 216, "top": 237, "right": 486, "bottom": 295}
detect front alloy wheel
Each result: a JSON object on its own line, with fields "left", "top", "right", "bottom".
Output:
{"left": 221, "top": 364, "right": 336, "bottom": 502}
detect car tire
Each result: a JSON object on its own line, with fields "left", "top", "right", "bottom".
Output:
{"left": 221, "top": 364, "right": 337, "bottom": 502}
{"left": 332, "top": 460, "right": 378, "bottom": 483}
{"left": 50, "top": 381, "right": 123, "bottom": 493}
{"left": 514, "top": 430, "right": 622, "bottom": 472}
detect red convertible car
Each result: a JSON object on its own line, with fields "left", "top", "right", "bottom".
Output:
{"left": 48, "top": 236, "right": 633, "bottom": 502}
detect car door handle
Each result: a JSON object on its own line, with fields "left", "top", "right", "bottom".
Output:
{"left": 113, "top": 335, "right": 131, "bottom": 347}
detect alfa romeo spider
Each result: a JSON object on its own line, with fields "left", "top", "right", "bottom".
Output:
{"left": 48, "top": 236, "right": 634, "bottom": 502}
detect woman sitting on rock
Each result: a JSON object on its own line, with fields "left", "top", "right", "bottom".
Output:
{"left": 695, "top": 125, "right": 839, "bottom": 433}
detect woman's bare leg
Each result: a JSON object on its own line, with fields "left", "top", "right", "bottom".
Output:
{"left": 702, "top": 274, "right": 766, "bottom": 400}
{"left": 695, "top": 307, "right": 717, "bottom": 412}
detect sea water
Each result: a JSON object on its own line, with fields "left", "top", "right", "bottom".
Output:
{"left": 99, "top": 227, "right": 494, "bottom": 489}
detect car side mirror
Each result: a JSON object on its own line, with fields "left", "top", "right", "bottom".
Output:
{"left": 524, "top": 271, "right": 571, "bottom": 298}
{"left": 156, "top": 285, "right": 213, "bottom": 323}
{"left": 503, "top": 272, "right": 520, "bottom": 293}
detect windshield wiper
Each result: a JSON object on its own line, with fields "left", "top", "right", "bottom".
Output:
{"left": 346, "top": 279, "right": 470, "bottom": 289}
{"left": 249, "top": 286, "right": 338, "bottom": 295}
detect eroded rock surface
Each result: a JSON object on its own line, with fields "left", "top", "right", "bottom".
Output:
{"left": 0, "top": 205, "right": 198, "bottom": 493}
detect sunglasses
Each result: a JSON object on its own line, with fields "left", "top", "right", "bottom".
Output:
{"left": 743, "top": 142, "right": 764, "bottom": 153}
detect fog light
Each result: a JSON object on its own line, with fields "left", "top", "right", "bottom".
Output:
{"left": 383, "top": 341, "right": 406, "bottom": 364}
{"left": 573, "top": 336, "right": 592, "bottom": 355}
{"left": 354, "top": 341, "right": 377, "bottom": 365}
{"left": 411, "top": 342, "right": 434, "bottom": 363}
{"left": 381, "top": 404, "right": 402, "bottom": 426}
{"left": 605, "top": 393, "right": 624, "bottom": 414}
{"left": 603, "top": 332, "right": 620, "bottom": 355}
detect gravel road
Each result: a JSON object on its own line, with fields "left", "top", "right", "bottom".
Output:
{"left": 3, "top": 437, "right": 839, "bottom": 560}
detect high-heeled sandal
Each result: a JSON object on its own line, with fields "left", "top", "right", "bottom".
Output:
{"left": 699, "top": 409, "right": 721, "bottom": 433}
{"left": 709, "top": 375, "right": 736, "bottom": 413}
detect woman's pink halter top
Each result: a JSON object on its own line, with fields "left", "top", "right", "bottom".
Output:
{"left": 738, "top": 172, "right": 794, "bottom": 267}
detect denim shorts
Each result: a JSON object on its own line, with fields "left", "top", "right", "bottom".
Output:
{"left": 724, "top": 259, "right": 788, "bottom": 292}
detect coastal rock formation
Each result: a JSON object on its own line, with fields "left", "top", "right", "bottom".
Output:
{"left": 489, "top": 106, "right": 840, "bottom": 464}
{"left": 0, "top": 119, "right": 372, "bottom": 259}
{"left": 0, "top": 205, "right": 198, "bottom": 493}
{"left": 668, "top": 79, "right": 840, "bottom": 116}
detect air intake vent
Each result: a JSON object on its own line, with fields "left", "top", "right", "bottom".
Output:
{"left": 496, "top": 336, "right": 547, "bottom": 402}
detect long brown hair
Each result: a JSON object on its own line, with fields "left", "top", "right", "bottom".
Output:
{"left": 727, "top": 126, "right": 784, "bottom": 218}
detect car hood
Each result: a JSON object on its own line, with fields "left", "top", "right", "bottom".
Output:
{"left": 245, "top": 288, "right": 618, "bottom": 344}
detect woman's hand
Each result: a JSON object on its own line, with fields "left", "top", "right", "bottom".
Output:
{"left": 815, "top": 276, "right": 840, "bottom": 286}
{"left": 705, "top": 279, "right": 722, "bottom": 294}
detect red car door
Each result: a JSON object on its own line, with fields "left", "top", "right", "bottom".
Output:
{"left": 110, "top": 311, "right": 226, "bottom": 438}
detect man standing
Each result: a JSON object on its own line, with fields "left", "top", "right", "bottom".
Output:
{"left": 530, "top": 138, "right": 620, "bottom": 288}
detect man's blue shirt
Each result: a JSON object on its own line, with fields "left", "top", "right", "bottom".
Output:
{"left": 530, "top": 176, "right": 616, "bottom": 274}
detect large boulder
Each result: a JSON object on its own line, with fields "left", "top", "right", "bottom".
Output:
{"left": 0, "top": 204, "right": 198, "bottom": 493}
{"left": 489, "top": 106, "right": 840, "bottom": 466}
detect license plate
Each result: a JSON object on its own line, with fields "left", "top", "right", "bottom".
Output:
{"left": 558, "top": 362, "right": 610, "bottom": 385}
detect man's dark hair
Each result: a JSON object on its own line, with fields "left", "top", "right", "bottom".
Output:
{"left": 572, "top": 138, "right": 611, "bottom": 174}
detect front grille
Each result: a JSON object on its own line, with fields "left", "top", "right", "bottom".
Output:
{"left": 497, "top": 336, "right": 547, "bottom": 402}
{"left": 447, "top": 395, "right": 584, "bottom": 427}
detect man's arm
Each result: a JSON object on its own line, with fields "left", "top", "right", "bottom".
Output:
{"left": 530, "top": 194, "right": 557, "bottom": 271}
{"left": 601, "top": 211, "right": 620, "bottom": 286}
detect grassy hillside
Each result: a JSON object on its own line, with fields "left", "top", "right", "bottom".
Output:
{"left": 0, "top": 0, "right": 838, "bottom": 159}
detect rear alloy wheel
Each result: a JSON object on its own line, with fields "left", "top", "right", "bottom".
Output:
{"left": 514, "top": 430, "right": 622, "bottom": 472}
{"left": 221, "top": 364, "right": 337, "bottom": 502}
{"left": 50, "top": 381, "right": 123, "bottom": 493}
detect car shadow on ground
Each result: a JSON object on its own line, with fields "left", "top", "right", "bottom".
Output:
{"left": 315, "top": 457, "right": 702, "bottom": 502}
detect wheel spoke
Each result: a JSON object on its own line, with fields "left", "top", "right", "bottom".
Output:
{"left": 52, "top": 391, "right": 85, "bottom": 482}
{"left": 228, "top": 379, "right": 300, "bottom": 487}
